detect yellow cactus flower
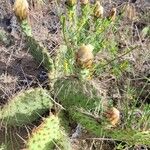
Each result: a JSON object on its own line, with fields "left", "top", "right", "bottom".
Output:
{"left": 108, "top": 8, "right": 117, "bottom": 22}
{"left": 105, "top": 107, "right": 120, "bottom": 126}
{"left": 66, "top": 0, "right": 77, "bottom": 6}
{"left": 76, "top": 44, "right": 94, "bottom": 69}
{"left": 13, "top": 0, "right": 29, "bottom": 21}
{"left": 80, "top": 0, "right": 89, "bottom": 5}
{"left": 94, "top": 1, "right": 104, "bottom": 18}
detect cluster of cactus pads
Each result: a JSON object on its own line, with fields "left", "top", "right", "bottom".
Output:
{"left": 0, "top": 0, "right": 149, "bottom": 149}
{"left": 0, "top": 88, "right": 71, "bottom": 149}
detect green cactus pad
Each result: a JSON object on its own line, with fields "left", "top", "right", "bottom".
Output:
{"left": 54, "top": 77, "right": 105, "bottom": 113}
{"left": 26, "top": 36, "right": 54, "bottom": 71}
{"left": 27, "top": 114, "right": 71, "bottom": 150}
{"left": 20, "top": 20, "right": 54, "bottom": 71}
{"left": 0, "top": 88, "right": 53, "bottom": 126}
{"left": 69, "top": 107, "right": 150, "bottom": 145}
{"left": 54, "top": 78, "right": 150, "bottom": 146}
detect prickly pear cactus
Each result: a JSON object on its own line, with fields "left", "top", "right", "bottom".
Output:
{"left": 54, "top": 78, "right": 150, "bottom": 146}
{"left": 0, "top": 88, "right": 53, "bottom": 126}
{"left": 27, "top": 114, "right": 71, "bottom": 150}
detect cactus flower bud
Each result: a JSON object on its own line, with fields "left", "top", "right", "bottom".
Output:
{"left": 105, "top": 107, "right": 120, "bottom": 126}
{"left": 76, "top": 44, "right": 94, "bottom": 69}
{"left": 108, "top": 8, "right": 117, "bottom": 22}
{"left": 94, "top": 1, "right": 104, "bottom": 18}
{"left": 13, "top": 0, "right": 29, "bottom": 21}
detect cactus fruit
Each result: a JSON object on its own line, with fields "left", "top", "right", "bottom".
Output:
{"left": 0, "top": 88, "right": 53, "bottom": 126}
{"left": 26, "top": 114, "right": 71, "bottom": 150}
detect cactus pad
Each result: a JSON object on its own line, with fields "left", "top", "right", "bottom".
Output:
{"left": 27, "top": 114, "right": 71, "bottom": 150}
{"left": 0, "top": 88, "right": 53, "bottom": 126}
